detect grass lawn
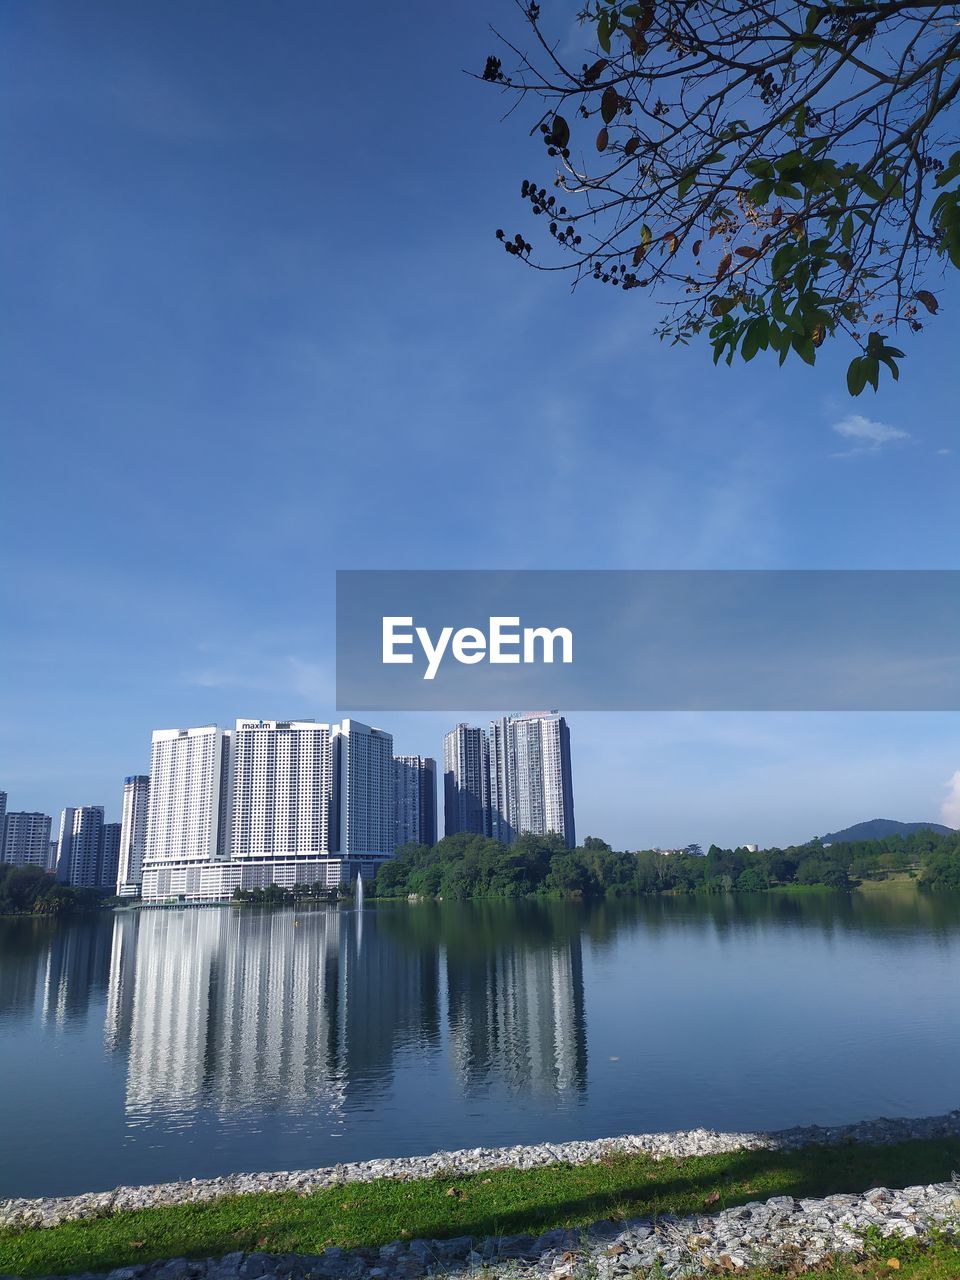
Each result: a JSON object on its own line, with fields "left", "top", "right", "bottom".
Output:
{"left": 2, "top": 1137, "right": 959, "bottom": 1277}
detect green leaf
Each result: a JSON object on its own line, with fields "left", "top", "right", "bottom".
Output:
{"left": 853, "top": 172, "right": 885, "bottom": 202}
{"left": 677, "top": 169, "right": 697, "bottom": 198}
{"left": 597, "top": 11, "right": 611, "bottom": 52}
{"left": 741, "top": 316, "right": 769, "bottom": 362}
{"left": 786, "top": 307, "right": 806, "bottom": 335}
{"left": 771, "top": 245, "right": 794, "bottom": 281}
{"left": 934, "top": 150, "right": 960, "bottom": 188}
{"left": 791, "top": 332, "right": 816, "bottom": 365}
{"left": 767, "top": 322, "right": 787, "bottom": 356}
{"left": 745, "top": 159, "right": 775, "bottom": 179}
{"left": 775, "top": 150, "right": 804, "bottom": 173}
{"left": 840, "top": 215, "right": 854, "bottom": 249}
{"left": 846, "top": 357, "right": 868, "bottom": 396}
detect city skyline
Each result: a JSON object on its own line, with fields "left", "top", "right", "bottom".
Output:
{"left": 1, "top": 709, "right": 583, "bottom": 896}
{"left": 3, "top": 701, "right": 957, "bottom": 880}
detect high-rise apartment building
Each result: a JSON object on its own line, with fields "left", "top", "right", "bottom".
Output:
{"left": 2, "top": 811, "right": 52, "bottom": 868}
{"left": 0, "top": 791, "right": 6, "bottom": 853}
{"left": 144, "top": 727, "right": 232, "bottom": 867}
{"left": 443, "top": 724, "right": 489, "bottom": 837}
{"left": 332, "top": 719, "right": 395, "bottom": 873}
{"left": 394, "top": 755, "right": 437, "bottom": 847}
{"left": 232, "top": 719, "right": 333, "bottom": 858}
{"left": 56, "top": 805, "right": 105, "bottom": 886}
{"left": 488, "top": 712, "right": 576, "bottom": 848}
{"left": 100, "top": 822, "right": 122, "bottom": 892}
{"left": 140, "top": 727, "right": 233, "bottom": 902}
{"left": 139, "top": 718, "right": 396, "bottom": 903}
{"left": 116, "top": 775, "right": 150, "bottom": 896}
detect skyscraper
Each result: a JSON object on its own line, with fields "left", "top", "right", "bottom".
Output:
{"left": 2, "top": 812, "right": 52, "bottom": 868}
{"left": 332, "top": 719, "right": 395, "bottom": 876}
{"left": 231, "top": 719, "right": 333, "bottom": 858}
{"left": 116, "top": 775, "right": 150, "bottom": 896}
{"left": 394, "top": 755, "right": 437, "bottom": 847}
{"left": 488, "top": 712, "right": 576, "bottom": 849}
{"left": 140, "top": 726, "right": 233, "bottom": 901}
{"left": 56, "top": 806, "right": 105, "bottom": 886}
{"left": 0, "top": 791, "right": 6, "bottom": 854}
{"left": 139, "top": 718, "right": 398, "bottom": 903}
{"left": 443, "top": 724, "right": 490, "bottom": 837}
{"left": 100, "top": 823, "right": 122, "bottom": 892}
{"left": 144, "top": 726, "right": 232, "bottom": 866}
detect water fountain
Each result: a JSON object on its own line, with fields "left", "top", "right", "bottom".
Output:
{"left": 355, "top": 872, "right": 364, "bottom": 909}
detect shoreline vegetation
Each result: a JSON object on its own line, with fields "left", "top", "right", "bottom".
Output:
{"left": 2, "top": 1133, "right": 960, "bottom": 1277}
{"left": 0, "top": 864, "right": 106, "bottom": 918}
{"left": 369, "top": 828, "right": 960, "bottom": 903}
{"left": 3, "top": 829, "right": 959, "bottom": 917}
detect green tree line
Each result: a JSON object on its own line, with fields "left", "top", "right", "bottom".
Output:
{"left": 374, "top": 828, "right": 960, "bottom": 901}
{"left": 0, "top": 864, "right": 106, "bottom": 916}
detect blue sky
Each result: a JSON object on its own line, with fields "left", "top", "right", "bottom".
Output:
{"left": 2, "top": 1, "right": 958, "bottom": 849}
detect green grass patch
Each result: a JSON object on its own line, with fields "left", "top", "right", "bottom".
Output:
{"left": 2, "top": 1138, "right": 959, "bottom": 1277}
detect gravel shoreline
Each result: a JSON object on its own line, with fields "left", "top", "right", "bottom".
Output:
{"left": 3, "top": 1179, "right": 960, "bottom": 1280}
{"left": 3, "top": 1108, "right": 960, "bottom": 1232}
{"left": 3, "top": 1111, "right": 960, "bottom": 1280}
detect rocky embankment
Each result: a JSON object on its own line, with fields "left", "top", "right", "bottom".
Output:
{"left": 2, "top": 1110, "right": 959, "bottom": 1280}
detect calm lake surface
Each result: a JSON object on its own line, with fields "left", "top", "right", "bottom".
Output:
{"left": 2, "top": 890, "right": 959, "bottom": 1198}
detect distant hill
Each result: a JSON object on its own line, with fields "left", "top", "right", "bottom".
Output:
{"left": 820, "top": 818, "right": 955, "bottom": 844}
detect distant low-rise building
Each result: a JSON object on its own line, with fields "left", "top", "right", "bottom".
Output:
{"left": 3, "top": 811, "right": 53, "bottom": 869}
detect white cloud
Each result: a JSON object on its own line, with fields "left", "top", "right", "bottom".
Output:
{"left": 182, "top": 654, "right": 334, "bottom": 704}
{"left": 830, "top": 413, "right": 910, "bottom": 457}
{"left": 941, "top": 770, "right": 960, "bottom": 829}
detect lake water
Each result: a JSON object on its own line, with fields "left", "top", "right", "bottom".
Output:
{"left": 2, "top": 890, "right": 959, "bottom": 1199}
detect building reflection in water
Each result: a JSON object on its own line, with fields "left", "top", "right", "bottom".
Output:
{"left": 100, "top": 908, "right": 442, "bottom": 1123}
{"left": 95, "top": 903, "right": 587, "bottom": 1124}
{"left": 445, "top": 934, "right": 588, "bottom": 1096}
{"left": 42, "top": 919, "right": 114, "bottom": 1028}
{"left": 0, "top": 921, "right": 49, "bottom": 1023}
